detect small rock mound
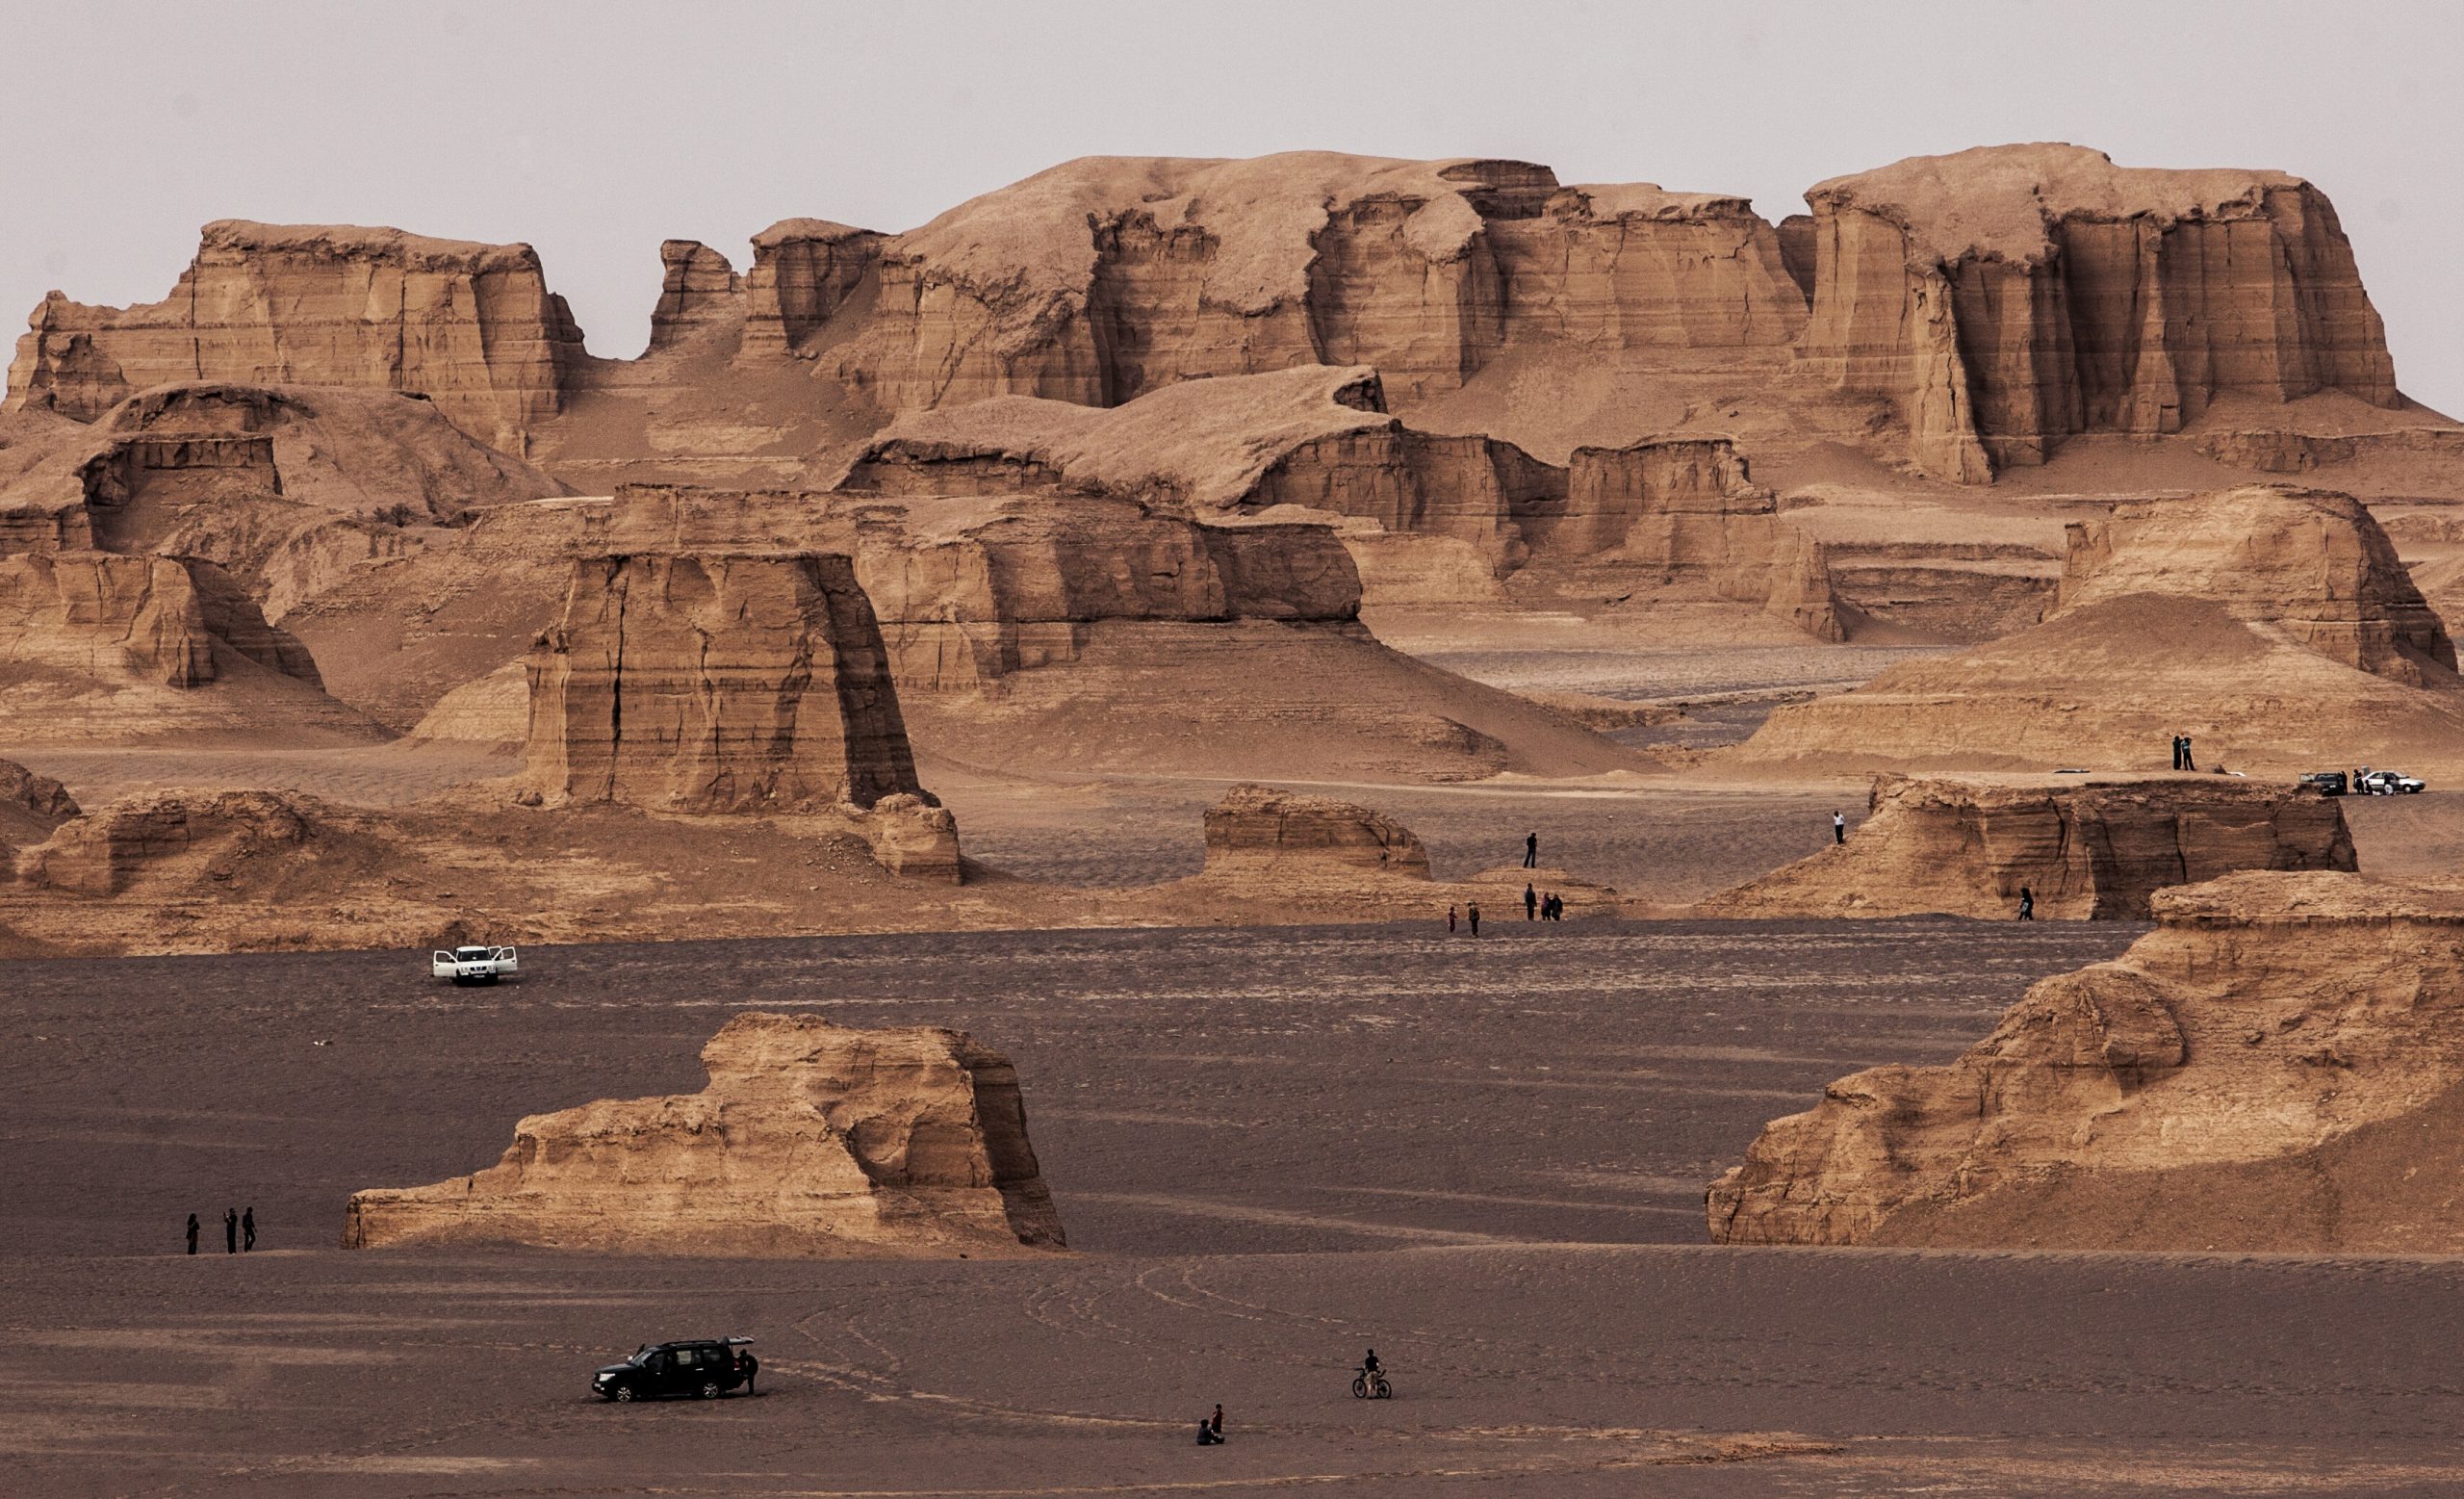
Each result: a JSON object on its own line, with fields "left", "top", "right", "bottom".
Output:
{"left": 0, "top": 759, "right": 78, "bottom": 852}
{"left": 1710, "top": 773, "right": 2353, "bottom": 919}
{"left": 344, "top": 1011, "right": 1065, "bottom": 1258}
{"left": 1707, "top": 871, "right": 2464, "bottom": 1252}
{"left": 1202, "top": 785, "right": 1430, "bottom": 880}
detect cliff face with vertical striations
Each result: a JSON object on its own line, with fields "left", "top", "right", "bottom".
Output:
{"left": 1707, "top": 872, "right": 2464, "bottom": 1252}
{"left": 1796, "top": 144, "right": 2399, "bottom": 480}
{"left": 524, "top": 551, "right": 929, "bottom": 814}
{"left": 646, "top": 241, "right": 745, "bottom": 353}
{"left": 344, "top": 1010, "right": 1066, "bottom": 1258}
{"left": 830, "top": 154, "right": 1809, "bottom": 414}
{"left": 742, "top": 220, "right": 886, "bottom": 359}
{"left": 5, "top": 221, "right": 585, "bottom": 449}
{"left": 1709, "top": 773, "right": 2354, "bottom": 920}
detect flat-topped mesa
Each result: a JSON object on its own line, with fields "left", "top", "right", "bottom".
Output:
{"left": 0, "top": 550, "right": 314, "bottom": 689}
{"left": 832, "top": 153, "right": 1804, "bottom": 413}
{"left": 646, "top": 241, "right": 745, "bottom": 353}
{"left": 1710, "top": 774, "right": 2354, "bottom": 919}
{"left": 1796, "top": 144, "right": 2399, "bottom": 481}
{"left": 1708, "top": 871, "right": 2464, "bottom": 1252}
{"left": 1736, "top": 482, "right": 2464, "bottom": 772}
{"left": 743, "top": 219, "right": 886, "bottom": 358}
{"left": 5, "top": 220, "right": 585, "bottom": 450}
{"left": 525, "top": 551, "right": 931, "bottom": 815}
{"left": 344, "top": 1011, "right": 1066, "bottom": 1258}
{"left": 2057, "top": 485, "right": 2456, "bottom": 685}
{"left": 1201, "top": 784, "right": 1431, "bottom": 878}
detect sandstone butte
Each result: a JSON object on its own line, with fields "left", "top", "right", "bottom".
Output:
{"left": 843, "top": 366, "right": 1843, "bottom": 636}
{"left": 8, "top": 146, "right": 2424, "bottom": 486}
{"left": 1736, "top": 484, "right": 2464, "bottom": 775}
{"left": 344, "top": 1011, "right": 1066, "bottom": 1258}
{"left": 1201, "top": 783, "right": 1432, "bottom": 879}
{"left": 1707, "top": 871, "right": 2464, "bottom": 1253}
{"left": 1709, "top": 773, "right": 2354, "bottom": 920}
{"left": 524, "top": 550, "right": 960, "bottom": 879}
{"left": 341, "top": 482, "right": 1639, "bottom": 786}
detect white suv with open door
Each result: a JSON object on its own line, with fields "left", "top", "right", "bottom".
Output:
{"left": 432, "top": 944, "right": 519, "bottom": 985}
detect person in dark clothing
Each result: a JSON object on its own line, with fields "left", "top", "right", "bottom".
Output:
{"left": 1467, "top": 903, "right": 1480, "bottom": 937}
{"left": 1447, "top": 904, "right": 1457, "bottom": 933}
{"left": 2171, "top": 734, "right": 2184, "bottom": 770}
{"left": 223, "top": 1207, "right": 238, "bottom": 1254}
{"left": 186, "top": 1214, "right": 199, "bottom": 1255}
{"left": 2180, "top": 736, "right": 2196, "bottom": 772}
{"left": 1524, "top": 832, "right": 1538, "bottom": 868}
{"left": 1524, "top": 883, "right": 1538, "bottom": 920}
{"left": 242, "top": 1207, "right": 256, "bottom": 1252}
{"left": 2017, "top": 886, "right": 2035, "bottom": 921}
{"left": 1551, "top": 893, "right": 1565, "bottom": 920}
{"left": 1211, "top": 1404, "right": 1223, "bottom": 1436}
{"left": 1833, "top": 811, "right": 1846, "bottom": 845}
{"left": 1363, "top": 1349, "right": 1381, "bottom": 1376}
{"left": 1195, "top": 1416, "right": 1222, "bottom": 1444}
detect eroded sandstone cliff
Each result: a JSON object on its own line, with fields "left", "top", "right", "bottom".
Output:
{"left": 526, "top": 551, "right": 929, "bottom": 817}
{"left": 1202, "top": 784, "right": 1431, "bottom": 878}
{"left": 1710, "top": 774, "right": 2353, "bottom": 919}
{"left": 344, "top": 1010, "right": 1066, "bottom": 1257}
{"left": 1796, "top": 144, "right": 2399, "bottom": 480}
{"left": 6, "top": 221, "right": 584, "bottom": 449}
{"left": 1707, "top": 871, "right": 2464, "bottom": 1251}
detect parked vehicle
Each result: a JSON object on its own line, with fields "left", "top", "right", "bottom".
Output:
{"left": 2358, "top": 769, "right": 2426, "bottom": 795}
{"left": 2297, "top": 771, "right": 2348, "bottom": 796}
{"left": 593, "top": 1338, "right": 757, "bottom": 1402}
{"left": 431, "top": 944, "right": 519, "bottom": 985}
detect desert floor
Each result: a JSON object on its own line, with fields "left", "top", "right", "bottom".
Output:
{"left": 14, "top": 919, "right": 2464, "bottom": 1495}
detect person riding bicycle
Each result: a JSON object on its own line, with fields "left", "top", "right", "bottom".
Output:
{"left": 1362, "top": 1349, "right": 1381, "bottom": 1376}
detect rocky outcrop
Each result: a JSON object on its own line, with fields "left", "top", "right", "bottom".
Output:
{"left": 525, "top": 551, "right": 930, "bottom": 814}
{"left": 1201, "top": 784, "right": 1430, "bottom": 878}
{"left": 0, "top": 759, "right": 78, "bottom": 853}
{"left": 2055, "top": 486, "right": 2455, "bottom": 685}
{"left": 344, "top": 1011, "right": 1065, "bottom": 1257}
{"left": 1738, "top": 485, "right": 2464, "bottom": 772}
{"left": 13, "top": 788, "right": 314, "bottom": 896}
{"left": 831, "top": 154, "right": 1806, "bottom": 413}
{"left": 1710, "top": 774, "right": 2353, "bottom": 919}
{"left": 743, "top": 220, "right": 885, "bottom": 359}
{"left": 1795, "top": 144, "right": 2399, "bottom": 480}
{"left": 647, "top": 241, "right": 745, "bottom": 353}
{"left": 1707, "top": 872, "right": 2464, "bottom": 1251}
{"left": 843, "top": 369, "right": 1843, "bottom": 632}
{"left": 0, "top": 550, "right": 217, "bottom": 686}
{"left": 5, "top": 221, "right": 585, "bottom": 449}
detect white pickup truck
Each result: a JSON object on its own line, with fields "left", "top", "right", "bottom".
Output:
{"left": 432, "top": 944, "right": 520, "bottom": 985}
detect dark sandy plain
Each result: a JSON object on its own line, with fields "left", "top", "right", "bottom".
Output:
{"left": 13, "top": 919, "right": 2464, "bottom": 1495}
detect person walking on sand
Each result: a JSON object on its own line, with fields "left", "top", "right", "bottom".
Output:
{"left": 223, "top": 1207, "right": 238, "bottom": 1254}
{"left": 1833, "top": 810, "right": 1846, "bottom": 845}
{"left": 185, "top": 1213, "right": 198, "bottom": 1255}
{"left": 1525, "top": 883, "right": 1538, "bottom": 920}
{"left": 242, "top": 1206, "right": 255, "bottom": 1253}
{"left": 1524, "top": 831, "right": 1538, "bottom": 868}
{"left": 1447, "top": 904, "right": 1457, "bottom": 934}
{"left": 2017, "top": 886, "right": 2036, "bottom": 921}
{"left": 1467, "top": 902, "right": 1481, "bottom": 937}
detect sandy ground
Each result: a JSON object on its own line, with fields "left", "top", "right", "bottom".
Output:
{"left": 14, "top": 919, "right": 2464, "bottom": 1494}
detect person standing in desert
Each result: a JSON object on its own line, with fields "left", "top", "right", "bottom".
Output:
{"left": 184, "top": 1213, "right": 198, "bottom": 1255}
{"left": 223, "top": 1207, "right": 238, "bottom": 1254}
{"left": 1467, "top": 902, "right": 1481, "bottom": 937}
{"left": 1833, "top": 811, "right": 1846, "bottom": 845}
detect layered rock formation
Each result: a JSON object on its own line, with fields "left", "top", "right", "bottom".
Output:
{"left": 844, "top": 368, "right": 1843, "bottom": 633}
{"left": 6, "top": 221, "right": 584, "bottom": 448}
{"left": 1707, "top": 872, "right": 2464, "bottom": 1251}
{"left": 0, "top": 759, "right": 78, "bottom": 854}
{"left": 526, "top": 551, "right": 929, "bottom": 816}
{"left": 2056, "top": 486, "right": 2455, "bottom": 685}
{"left": 647, "top": 241, "right": 745, "bottom": 353}
{"left": 1711, "top": 774, "right": 2353, "bottom": 919}
{"left": 1738, "top": 484, "right": 2464, "bottom": 772}
{"left": 743, "top": 220, "right": 885, "bottom": 358}
{"left": 1201, "top": 784, "right": 1431, "bottom": 879}
{"left": 1796, "top": 144, "right": 2399, "bottom": 480}
{"left": 344, "top": 1011, "right": 1066, "bottom": 1257}
{"left": 830, "top": 154, "right": 1806, "bottom": 414}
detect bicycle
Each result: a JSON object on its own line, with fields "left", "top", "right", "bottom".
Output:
{"left": 1350, "top": 1366, "right": 1392, "bottom": 1399}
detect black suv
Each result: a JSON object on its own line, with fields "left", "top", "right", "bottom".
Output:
{"left": 592, "top": 1338, "right": 757, "bottom": 1402}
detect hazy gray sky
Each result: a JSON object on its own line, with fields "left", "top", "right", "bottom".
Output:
{"left": 5, "top": 1, "right": 2457, "bottom": 414}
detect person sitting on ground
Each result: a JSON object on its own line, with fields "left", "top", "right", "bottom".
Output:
{"left": 1196, "top": 1414, "right": 1222, "bottom": 1444}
